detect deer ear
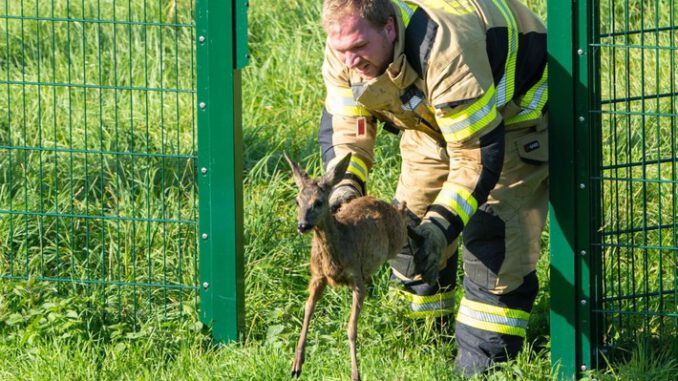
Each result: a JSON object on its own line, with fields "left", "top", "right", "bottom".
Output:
{"left": 283, "top": 152, "right": 309, "bottom": 188}
{"left": 321, "top": 153, "right": 352, "bottom": 189}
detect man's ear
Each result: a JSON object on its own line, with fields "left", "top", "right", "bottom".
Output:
{"left": 320, "top": 153, "right": 352, "bottom": 189}
{"left": 283, "top": 152, "right": 309, "bottom": 189}
{"left": 385, "top": 16, "right": 397, "bottom": 44}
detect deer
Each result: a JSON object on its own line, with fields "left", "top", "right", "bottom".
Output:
{"left": 283, "top": 152, "right": 407, "bottom": 381}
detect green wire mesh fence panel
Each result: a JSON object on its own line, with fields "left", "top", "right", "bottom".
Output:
{"left": 549, "top": 0, "right": 677, "bottom": 377}
{"left": 0, "top": 0, "right": 199, "bottom": 325}
{"left": 593, "top": 0, "right": 678, "bottom": 364}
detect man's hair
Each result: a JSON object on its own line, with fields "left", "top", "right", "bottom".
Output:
{"left": 322, "top": 0, "right": 396, "bottom": 30}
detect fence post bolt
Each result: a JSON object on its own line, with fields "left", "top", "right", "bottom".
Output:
{"left": 578, "top": 116, "right": 585, "bottom": 122}
{"left": 580, "top": 364, "right": 587, "bottom": 371}
{"left": 201, "top": 167, "right": 208, "bottom": 175}
{"left": 579, "top": 183, "right": 586, "bottom": 189}
{"left": 202, "top": 233, "right": 209, "bottom": 240}
{"left": 199, "top": 35, "right": 206, "bottom": 43}
{"left": 580, "top": 299, "right": 587, "bottom": 305}
{"left": 203, "top": 282, "right": 209, "bottom": 290}
{"left": 199, "top": 102, "right": 206, "bottom": 110}
{"left": 577, "top": 48, "right": 584, "bottom": 55}
{"left": 580, "top": 250, "right": 587, "bottom": 256}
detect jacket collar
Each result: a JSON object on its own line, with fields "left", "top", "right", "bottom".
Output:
{"left": 392, "top": 0, "right": 406, "bottom": 64}
{"left": 351, "top": 2, "right": 418, "bottom": 103}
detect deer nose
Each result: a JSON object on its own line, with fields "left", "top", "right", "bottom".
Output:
{"left": 297, "top": 223, "right": 313, "bottom": 234}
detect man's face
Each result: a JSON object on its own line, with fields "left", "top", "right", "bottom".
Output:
{"left": 327, "top": 13, "right": 396, "bottom": 80}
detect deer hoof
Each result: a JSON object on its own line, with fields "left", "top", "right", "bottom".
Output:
{"left": 291, "top": 352, "right": 304, "bottom": 378}
{"left": 291, "top": 363, "right": 302, "bottom": 378}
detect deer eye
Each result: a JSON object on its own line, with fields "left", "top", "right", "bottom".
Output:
{"left": 313, "top": 200, "right": 323, "bottom": 208}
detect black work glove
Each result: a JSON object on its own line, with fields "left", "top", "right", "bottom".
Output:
{"left": 409, "top": 220, "right": 447, "bottom": 284}
{"left": 328, "top": 184, "right": 361, "bottom": 212}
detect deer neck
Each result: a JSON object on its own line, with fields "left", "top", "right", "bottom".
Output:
{"left": 312, "top": 213, "right": 341, "bottom": 259}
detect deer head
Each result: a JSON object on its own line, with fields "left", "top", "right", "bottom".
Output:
{"left": 284, "top": 152, "right": 352, "bottom": 234}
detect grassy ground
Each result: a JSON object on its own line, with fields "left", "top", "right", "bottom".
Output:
{"left": 0, "top": 0, "right": 677, "bottom": 380}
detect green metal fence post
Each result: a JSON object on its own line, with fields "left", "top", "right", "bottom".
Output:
{"left": 547, "top": 0, "right": 577, "bottom": 373}
{"left": 574, "top": 0, "right": 594, "bottom": 375}
{"left": 549, "top": 0, "right": 597, "bottom": 377}
{"left": 196, "top": 0, "right": 248, "bottom": 342}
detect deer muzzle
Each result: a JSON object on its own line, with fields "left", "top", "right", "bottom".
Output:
{"left": 297, "top": 223, "right": 313, "bottom": 234}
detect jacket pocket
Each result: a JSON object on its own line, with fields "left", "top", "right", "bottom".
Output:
{"left": 514, "top": 128, "right": 548, "bottom": 165}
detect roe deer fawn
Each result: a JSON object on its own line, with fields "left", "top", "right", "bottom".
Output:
{"left": 284, "top": 152, "right": 407, "bottom": 381}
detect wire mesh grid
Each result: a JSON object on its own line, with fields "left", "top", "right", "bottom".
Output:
{"left": 0, "top": 0, "right": 198, "bottom": 325}
{"left": 592, "top": 0, "right": 677, "bottom": 356}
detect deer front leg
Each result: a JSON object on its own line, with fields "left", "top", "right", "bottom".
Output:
{"left": 292, "top": 276, "right": 326, "bottom": 378}
{"left": 348, "top": 279, "right": 366, "bottom": 381}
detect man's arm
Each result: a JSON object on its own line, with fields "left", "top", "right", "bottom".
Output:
{"left": 425, "top": 85, "right": 504, "bottom": 244}
{"left": 320, "top": 44, "right": 377, "bottom": 209}
{"left": 413, "top": 46, "right": 505, "bottom": 282}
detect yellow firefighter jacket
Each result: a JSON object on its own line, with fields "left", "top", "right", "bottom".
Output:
{"left": 319, "top": 0, "right": 547, "bottom": 243}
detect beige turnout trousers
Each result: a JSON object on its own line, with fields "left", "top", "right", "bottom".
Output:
{"left": 394, "top": 121, "right": 549, "bottom": 294}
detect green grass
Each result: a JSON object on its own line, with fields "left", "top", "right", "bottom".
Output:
{"left": 0, "top": 0, "right": 677, "bottom": 380}
{"left": 0, "top": 0, "right": 198, "bottom": 326}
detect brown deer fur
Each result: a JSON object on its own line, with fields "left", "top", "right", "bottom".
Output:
{"left": 284, "top": 153, "right": 407, "bottom": 381}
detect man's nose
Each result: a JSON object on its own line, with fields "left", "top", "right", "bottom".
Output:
{"left": 344, "top": 51, "right": 360, "bottom": 68}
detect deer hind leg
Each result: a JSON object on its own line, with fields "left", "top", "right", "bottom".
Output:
{"left": 348, "top": 279, "right": 366, "bottom": 381}
{"left": 292, "top": 276, "right": 326, "bottom": 378}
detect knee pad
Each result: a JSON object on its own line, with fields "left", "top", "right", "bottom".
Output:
{"left": 462, "top": 204, "right": 507, "bottom": 292}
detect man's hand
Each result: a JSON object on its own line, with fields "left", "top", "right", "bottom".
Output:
{"left": 411, "top": 220, "right": 447, "bottom": 284}
{"left": 329, "top": 184, "right": 361, "bottom": 212}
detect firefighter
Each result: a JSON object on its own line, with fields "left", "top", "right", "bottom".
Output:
{"left": 318, "top": 0, "right": 548, "bottom": 375}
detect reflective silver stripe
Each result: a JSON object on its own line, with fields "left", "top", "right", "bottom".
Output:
{"left": 433, "top": 184, "right": 478, "bottom": 225}
{"left": 493, "top": 0, "right": 518, "bottom": 107}
{"left": 496, "top": 76, "right": 507, "bottom": 107}
{"left": 330, "top": 96, "right": 360, "bottom": 107}
{"left": 439, "top": 100, "right": 494, "bottom": 135}
{"left": 402, "top": 94, "right": 423, "bottom": 111}
{"left": 349, "top": 161, "right": 367, "bottom": 179}
{"left": 457, "top": 305, "right": 528, "bottom": 329}
{"left": 397, "top": 0, "right": 415, "bottom": 19}
{"left": 410, "top": 298, "right": 455, "bottom": 312}
{"left": 399, "top": 0, "right": 414, "bottom": 17}
{"left": 451, "top": 191, "right": 474, "bottom": 217}
{"left": 514, "top": 81, "right": 546, "bottom": 118}
{"left": 516, "top": 109, "right": 536, "bottom": 117}
{"left": 524, "top": 81, "right": 548, "bottom": 111}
